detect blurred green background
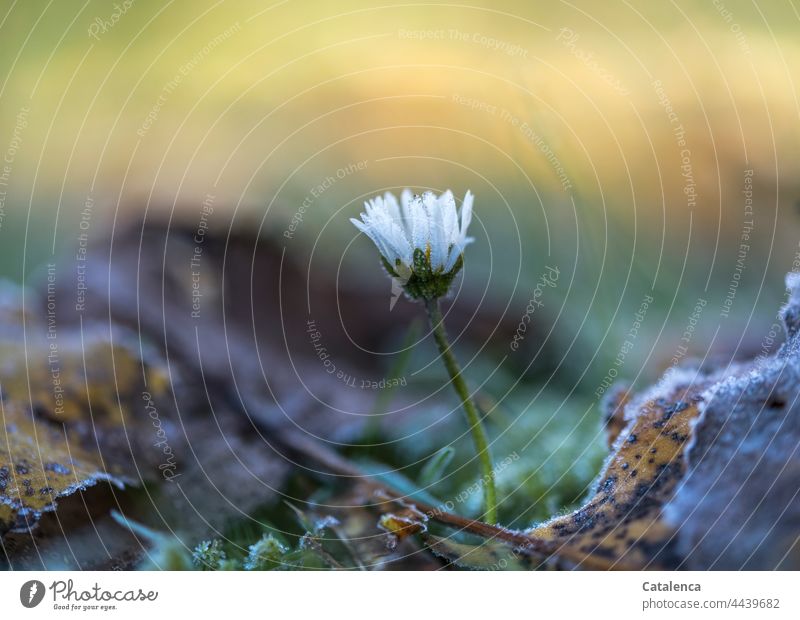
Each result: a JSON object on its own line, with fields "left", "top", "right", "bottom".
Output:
{"left": 1, "top": 0, "right": 799, "bottom": 404}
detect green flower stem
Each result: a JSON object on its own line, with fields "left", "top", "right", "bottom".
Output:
{"left": 424, "top": 297, "right": 497, "bottom": 524}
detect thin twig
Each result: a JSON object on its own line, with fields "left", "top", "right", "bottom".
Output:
{"left": 271, "top": 425, "right": 552, "bottom": 556}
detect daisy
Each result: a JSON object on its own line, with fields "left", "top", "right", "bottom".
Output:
{"left": 351, "top": 189, "right": 475, "bottom": 300}
{"left": 350, "top": 188, "right": 497, "bottom": 524}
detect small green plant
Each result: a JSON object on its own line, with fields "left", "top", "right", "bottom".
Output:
{"left": 244, "top": 534, "right": 289, "bottom": 570}
{"left": 351, "top": 189, "right": 497, "bottom": 523}
{"left": 192, "top": 539, "right": 227, "bottom": 570}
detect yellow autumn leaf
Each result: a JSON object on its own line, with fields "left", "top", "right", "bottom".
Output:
{"left": 0, "top": 284, "right": 171, "bottom": 533}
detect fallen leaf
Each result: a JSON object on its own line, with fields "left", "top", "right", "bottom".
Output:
{"left": 523, "top": 273, "right": 800, "bottom": 569}
{"left": 0, "top": 397, "right": 128, "bottom": 529}
{"left": 527, "top": 376, "right": 705, "bottom": 569}
{"left": 0, "top": 283, "right": 172, "bottom": 535}
{"left": 378, "top": 505, "right": 428, "bottom": 542}
{"left": 662, "top": 274, "right": 800, "bottom": 569}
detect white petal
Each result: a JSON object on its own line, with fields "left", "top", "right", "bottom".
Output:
{"left": 383, "top": 191, "right": 402, "bottom": 225}
{"left": 441, "top": 190, "right": 459, "bottom": 247}
{"left": 363, "top": 196, "right": 380, "bottom": 219}
{"left": 409, "top": 194, "right": 428, "bottom": 255}
{"left": 440, "top": 189, "right": 455, "bottom": 209}
{"left": 444, "top": 240, "right": 463, "bottom": 272}
{"left": 444, "top": 236, "right": 475, "bottom": 272}
{"left": 400, "top": 189, "right": 415, "bottom": 235}
{"left": 350, "top": 216, "right": 368, "bottom": 234}
{"left": 388, "top": 223, "right": 413, "bottom": 266}
{"left": 459, "top": 190, "right": 474, "bottom": 241}
{"left": 352, "top": 216, "right": 393, "bottom": 263}
{"left": 377, "top": 211, "right": 412, "bottom": 267}
{"left": 428, "top": 193, "right": 447, "bottom": 270}
{"left": 354, "top": 189, "right": 474, "bottom": 274}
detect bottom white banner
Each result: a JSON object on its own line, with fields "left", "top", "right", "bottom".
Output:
{"left": 1, "top": 571, "right": 797, "bottom": 618}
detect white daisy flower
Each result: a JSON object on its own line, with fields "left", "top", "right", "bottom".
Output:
{"left": 351, "top": 188, "right": 496, "bottom": 522}
{"left": 351, "top": 189, "right": 475, "bottom": 299}
{"left": 351, "top": 189, "right": 474, "bottom": 300}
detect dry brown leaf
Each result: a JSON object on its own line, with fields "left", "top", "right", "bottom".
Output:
{"left": 1, "top": 397, "right": 128, "bottom": 530}
{"left": 524, "top": 273, "right": 800, "bottom": 570}
{"left": 295, "top": 484, "right": 443, "bottom": 570}
{"left": 0, "top": 284, "right": 172, "bottom": 534}
{"left": 527, "top": 377, "right": 706, "bottom": 569}
{"left": 378, "top": 505, "right": 429, "bottom": 543}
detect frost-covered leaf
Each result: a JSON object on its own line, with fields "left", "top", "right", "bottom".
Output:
{"left": 527, "top": 377, "right": 703, "bottom": 568}
{"left": 663, "top": 275, "right": 800, "bottom": 569}
{"left": 0, "top": 397, "right": 129, "bottom": 529}
{"left": 0, "top": 284, "right": 172, "bottom": 533}
{"left": 523, "top": 273, "right": 800, "bottom": 569}
{"left": 378, "top": 505, "right": 428, "bottom": 542}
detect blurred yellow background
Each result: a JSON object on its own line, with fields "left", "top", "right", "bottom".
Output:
{"left": 1, "top": 0, "right": 799, "bottom": 377}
